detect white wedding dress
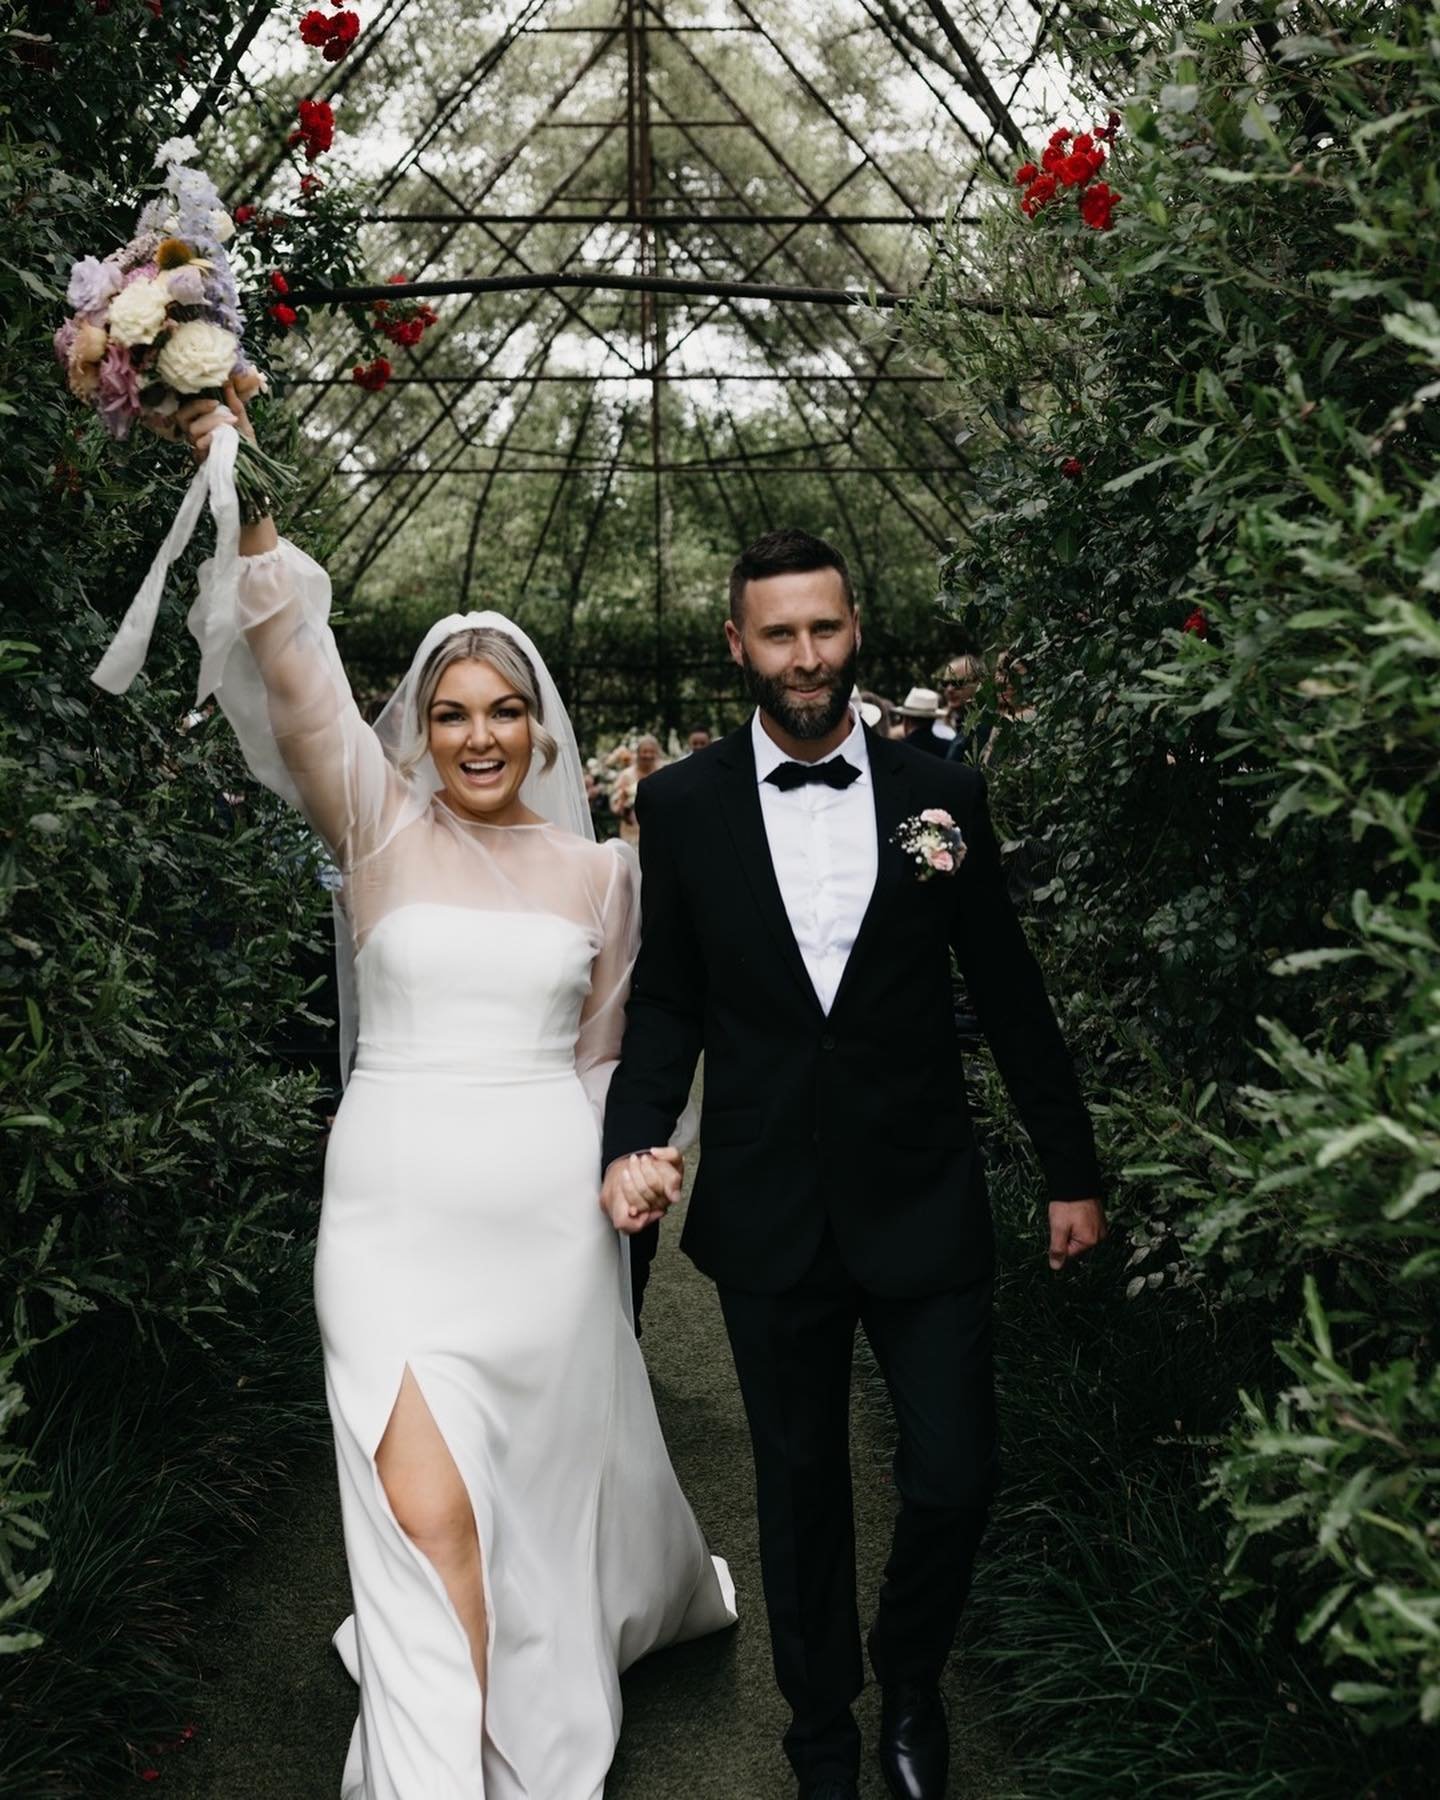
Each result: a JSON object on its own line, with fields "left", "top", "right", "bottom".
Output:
{"left": 194, "top": 539, "right": 735, "bottom": 1798}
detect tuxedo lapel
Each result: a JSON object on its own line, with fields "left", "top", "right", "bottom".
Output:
{"left": 714, "top": 726, "right": 824, "bottom": 1016}
{"left": 829, "top": 728, "right": 914, "bottom": 1018}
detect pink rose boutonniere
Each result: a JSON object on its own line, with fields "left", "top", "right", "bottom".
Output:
{"left": 895, "top": 808, "right": 967, "bottom": 880}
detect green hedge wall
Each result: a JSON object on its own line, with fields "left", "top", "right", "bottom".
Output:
{"left": 904, "top": 0, "right": 1439, "bottom": 1784}
{"left": 1, "top": 9, "right": 334, "bottom": 1792}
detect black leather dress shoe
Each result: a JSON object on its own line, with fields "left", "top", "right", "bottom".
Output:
{"left": 798, "top": 1782, "right": 860, "bottom": 1800}
{"left": 877, "top": 1681, "right": 949, "bottom": 1799}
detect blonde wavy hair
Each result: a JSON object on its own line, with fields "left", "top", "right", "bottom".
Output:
{"left": 396, "top": 627, "right": 559, "bottom": 777}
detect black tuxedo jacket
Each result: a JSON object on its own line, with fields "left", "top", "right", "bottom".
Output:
{"left": 601, "top": 722, "right": 1103, "bottom": 1297}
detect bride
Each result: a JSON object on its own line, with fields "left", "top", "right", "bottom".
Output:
{"left": 156, "top": 389, "right": 736, "bottom": 1798}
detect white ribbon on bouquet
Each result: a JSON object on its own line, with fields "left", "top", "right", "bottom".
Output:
{"left": 90, "top": 419, "right": 241, "bottom": 697}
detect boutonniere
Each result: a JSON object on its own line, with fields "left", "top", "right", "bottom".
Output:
{"left": 894, "top": 808, "right": 967, "bottom": 879}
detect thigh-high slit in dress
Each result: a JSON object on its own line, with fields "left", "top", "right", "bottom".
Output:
{"left": 193, "top": 538, "right": 735, "bottom": 1799}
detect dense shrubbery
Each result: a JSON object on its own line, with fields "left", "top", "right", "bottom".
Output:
{"left": 1, "top": 8, "right": 334, "bottom": 1791}
{"left": 904, "top": 0, "right": 1438, "bottom": 1786}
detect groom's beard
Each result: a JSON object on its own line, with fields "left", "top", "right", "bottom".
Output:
{"left": 741, "top": 644, "right": 859, "bottom": 742}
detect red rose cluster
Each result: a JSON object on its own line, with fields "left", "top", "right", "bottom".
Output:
{"left": 288, "top": 97, "right": 335, "bottom": 162}
{"left": 372, "top": 273, "right": 440, "bottom": 348}
{"left": 299, "top": 2, "right": 361, "bottom": 63}
{"left": 352, "top": 355, "right": 393, "bottom": 391}
{"left": 1015, "top": 114, "right": 1122, "bottom": 230}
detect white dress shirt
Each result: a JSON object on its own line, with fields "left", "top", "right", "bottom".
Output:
{"left": 751, "top": 707, "right": 878, "bottom": 1015}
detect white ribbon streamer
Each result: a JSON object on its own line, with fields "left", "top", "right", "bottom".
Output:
{"left": 90, "top": 421, "right": 242, "bottom": 698}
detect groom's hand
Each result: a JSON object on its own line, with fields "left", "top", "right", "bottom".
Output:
{"left": 600, "top": 1148, "right": 684, "bottom": 1235}
{"left": 1047, "top": 1198, "right": 1107, "bottom": 1271}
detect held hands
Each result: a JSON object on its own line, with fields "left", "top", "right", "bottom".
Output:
{"left": 600, "top": 1148, "right": 684, "bottom": 1235}
{"left": 1048, "top": 1198, "right": 1108, "bottom": 1272}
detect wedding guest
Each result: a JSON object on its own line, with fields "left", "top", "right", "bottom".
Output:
{"left": 612, "top": 734, "right": 668, "bottom": 846}
{"left": 938, "top": 653, "right": 987, "bottom": 764}
{"left": 978, "top": 650, "right": 1037, "bottom": 769}
{"left": 938, "top": 653, "right": 983, "bottom": 731}
{"left": 854, "top": 689, "right": 887, "bottom": 732}
{"left": 893, "top": 686, "right": 956, "bottom": 758}
{"left": 686, "top": 726, "right": 713, "bottom": 754}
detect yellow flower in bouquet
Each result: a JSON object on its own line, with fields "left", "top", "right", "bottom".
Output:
{"left": 65, "top": 320, "right": 108, "bottom": 399}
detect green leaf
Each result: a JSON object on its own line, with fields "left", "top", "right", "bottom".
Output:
{"left": 1101, "top": 455, "right": 1177, "bottom": 493}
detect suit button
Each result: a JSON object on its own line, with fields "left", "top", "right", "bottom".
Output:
{"left": 820, "top": 1033, "right": 836, "bottom": 1052}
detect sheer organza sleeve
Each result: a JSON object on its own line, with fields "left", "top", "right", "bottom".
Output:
{"left": 188, "top": 536, "right": 416, "bottom": 867}
{"left": 576, "top": 842, "right": 698, "bottom": 1151}
{"left": 575, "top": 843, "right": 641, "bottom": 1130}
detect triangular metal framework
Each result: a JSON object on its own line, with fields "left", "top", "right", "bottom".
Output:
{"left": 216, "top": 0, "right": 1074, "bottom": 726}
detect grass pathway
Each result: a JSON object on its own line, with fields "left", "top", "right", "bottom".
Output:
{"left": 163, "top": 1175, "right": 1009, "bottom": 1799}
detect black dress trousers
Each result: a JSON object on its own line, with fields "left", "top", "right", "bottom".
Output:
{"left": 716, "top": 1225, "right": 998, "bottom": 1786}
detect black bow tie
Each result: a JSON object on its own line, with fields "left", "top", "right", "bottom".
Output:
{"left": 765, "top": 756, "right": 860, "bottom": 793}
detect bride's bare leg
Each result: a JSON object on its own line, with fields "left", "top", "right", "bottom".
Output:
{"left": 375, "top": 1367, "right": 488, "bottom": 1691}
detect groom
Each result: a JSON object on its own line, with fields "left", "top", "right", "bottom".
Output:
{"left": 601, "top": 528, "right": 1106, "bottom": 1800}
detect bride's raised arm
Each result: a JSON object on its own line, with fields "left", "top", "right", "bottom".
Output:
{"left": 177, "top": 393, "right": 411, "bottom": 869}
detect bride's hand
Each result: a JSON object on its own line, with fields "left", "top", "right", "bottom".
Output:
{"left": 601, "top": 1147, "right": 684, "bottom": 1235}
{"left": 167, "top": 382, "right": 258, "bottom": 464}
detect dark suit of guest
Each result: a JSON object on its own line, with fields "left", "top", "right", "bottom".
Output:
{"left": 902, "top": 719, "right": 951, "bottom": 758}
{"left": 604, "top": 714, "right": 1102, "bottom": 1790}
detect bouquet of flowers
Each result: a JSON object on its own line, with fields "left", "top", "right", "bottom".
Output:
{"left": 55, "top": 134, "right": 294, "bottom": 523}
{"left": 70, "top": 137, "right": 306, "bottom": 696}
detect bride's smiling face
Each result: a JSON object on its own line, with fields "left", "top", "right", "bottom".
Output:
{"left": 428, "top": 659, "right": 535, "bottom": 824}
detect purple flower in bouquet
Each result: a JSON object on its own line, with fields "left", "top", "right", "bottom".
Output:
{"left": 67, "top": 255, "right": 124, "bottom": 319}
{"left": 53, "top": 317, "right": 77, "bottom": 365}
{"left": 165, "top": 264, "right": 206, "bottom": 306}
{"left": 96, "top": 341, "right": 142, "bottom": 440}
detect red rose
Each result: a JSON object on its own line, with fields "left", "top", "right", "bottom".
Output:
{"left": 1079, "top": 181, "right": 1121, "bottom": 230}
{"left": 269, "top": 303, "right": 299, "bottom": 330}
{"left": 270, "top": 270, "right": 289, "bottom": 295}
{"left": 299, "top": 172, "right": 324, "bottom": 197}
{"left": 382, "top": 317, "right": 425, "bottom": 347}
{"left": 140, "top": 1773, "right": 160, "bottom": 1785}
{"left": 299, "top": 8, "right": 330, "bottom": 45}
{"left": 234, "top": 204, "right": 257, "bottom": 226}
{"left": 387, "top": 272, "right": 408, "bottom": 284}
{"left": 1040, "top": 142, "right": 1066, "bottom": 174}
{"left": 352, "top": 356, "right": 393, "bottom": 392}
{"left": 335, "top": 11, "right": 360, "bottom": 42}
{"left": 1014, "top": 161, "right": 1038, "bottom": 186}
{"left": 1060, "top": 457, "right": 1084, "bottom": 478}
{"left": 1020, "top": 172, "right": 1057, "bottom": 217}
{"left": 1048, "top": 128, "right": 1072, "bottom": 148}
{"left": 1182, "top": 608, "right": 1209, "bottom": 637}
{"left": 292, "top": 97, "right": 335, "bottom": 160}
{"left": 145, "top": 0, "right": 163, "bottom": 15}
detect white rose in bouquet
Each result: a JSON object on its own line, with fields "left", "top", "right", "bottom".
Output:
{"left": 108, "top": 275, "right": 173, "bottom": 347}
{"left": 209, "top": 208, "right": 235, "bottom": 244}
{"left": 155, "top": 320, "right": 240, "bottom": 394}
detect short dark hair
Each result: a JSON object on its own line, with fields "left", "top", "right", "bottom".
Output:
{"left": 728, "top": 527, "right": 855, "bottom": 623}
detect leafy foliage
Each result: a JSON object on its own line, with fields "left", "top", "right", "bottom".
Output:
{"left": 903, "top": 0, "right": 1440, "bottom": 1773}
{"left": 0, "top": 6, "right": 335, "bottom": 1787}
